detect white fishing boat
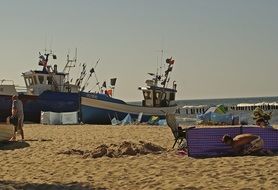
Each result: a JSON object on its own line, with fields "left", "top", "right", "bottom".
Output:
{"left": 0, "top": 123, "right": 14, "bottom": 142}
{"left": 80, "top": 57, "right": 178, "bottom": 124}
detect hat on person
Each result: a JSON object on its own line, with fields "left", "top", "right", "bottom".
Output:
{"left": 12, "top": 95, "right": 18, "bottom": 100}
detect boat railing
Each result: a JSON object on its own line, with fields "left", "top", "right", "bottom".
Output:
{"left": 0, "top": 79, "right": 15, "bottom": 85}
{"left": 15, "top": 85, "right": 27, "bottom": 93}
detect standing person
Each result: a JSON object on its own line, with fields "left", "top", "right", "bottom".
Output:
{"left": 11, "top": 95, "right": 24, "bottom": 141}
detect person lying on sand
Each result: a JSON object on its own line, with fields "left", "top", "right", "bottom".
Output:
{"left": 222, "top": 134, "right": 272, "bottom": 155}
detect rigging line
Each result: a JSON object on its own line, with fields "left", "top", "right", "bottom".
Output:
{"left": 82, "top": 58, "right": 101, "bottom": 91}
{"left": 88, "top": 75, "right": 101, "bottom": 93}
{"left": 88, "top": 84, "right": 98, "bottom": 92}
{"left": 94, "top": 58, "right": 100, "bottom": 68}
{"left": 93, "top": 72, "right": 101, "bottom": 92}
{"left": 160, "top": 49, "right": 163, "bottom": 76}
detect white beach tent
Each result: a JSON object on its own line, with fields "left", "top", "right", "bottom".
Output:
{"left": 41, "top": 111, "right": 78, "bottom": 125}
{"left": 121, "top": 114, "right": 132, "bottom": 125}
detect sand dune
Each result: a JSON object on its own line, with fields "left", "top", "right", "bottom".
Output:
{"left": 0, "top": 124, "right": 277, "bottom": 190}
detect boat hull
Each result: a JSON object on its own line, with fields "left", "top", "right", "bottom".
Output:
{"left": 0, "top": 95, "right": 13, "bottom": 122}
{"left": 26, "top": 91, "right": 80, "bottom": 123}
{"left": 0, "top": 124, "right": 14, "bottom": 142}
{"left": 80, "top": 93, "right": 177, "bottom": 124}
{"left": 0, "top": 91, "right": 80, "bottom": 123}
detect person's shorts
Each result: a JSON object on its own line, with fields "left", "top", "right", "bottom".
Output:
{"left": 10, "top": 115, "right": 24, "bottom": 132}
{"left": 10, "top": 116, "right": 18, "bottom": 126}
{"left": 242, "top": 137, "right": 264, "bottom": 155}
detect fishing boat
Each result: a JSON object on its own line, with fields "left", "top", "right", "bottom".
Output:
{"left": 80, "top": 57, "right": 178, "bottom": 124}
{"left": 0, "top": 51, "right": 80, "bottom": 123}
{"left": 0, "top": 80, "right": 16, "bottom": 122}
{"left": 0, "top": 123, "right": 14, "bottom": 142}
{"left": 1, "top": 49, "right": 178, "bottom": 125}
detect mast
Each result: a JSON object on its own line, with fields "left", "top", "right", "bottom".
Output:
{"left": 63, "top": 48, "right": 77, "bottom": 82}
{"left": 159, "top": 49, "right": 163, "bottom": 77}
{"left": 161, "top": 57, "right": 175, "bottom": 88}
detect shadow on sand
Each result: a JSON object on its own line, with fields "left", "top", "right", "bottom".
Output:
{"left": 0, "top": 181, "right": 107, "bottom": 190}
{"left": 0, "top": 138, "right": 53, "bottom": 150}
{"left": 189, "top": 151, "right": 278, "bottom": 159}
{"left": 0, "top": 141, "right": 30, "bottom": 150}
{"left": 24, "top": 138, "right": 53, "bottom": 142}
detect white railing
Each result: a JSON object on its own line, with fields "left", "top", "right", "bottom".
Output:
{"left": 15, "top": 85, "right": 27, "bottom": 93}
{"left": 0, "top": 79, "right": 15, "bottom": 85}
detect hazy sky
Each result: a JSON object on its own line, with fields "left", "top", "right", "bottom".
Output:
{"left": 1, "top": 0, "right": 277, "bottom": 101}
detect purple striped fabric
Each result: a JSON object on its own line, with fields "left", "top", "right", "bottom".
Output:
{"left": 187, "top": 126, "right": 278, "bottom": 157}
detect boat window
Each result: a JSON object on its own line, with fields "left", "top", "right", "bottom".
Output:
{"left": 24, "top": 78, "right": 29, "bottom": 86}
{"left": 161, "top": 93, "right": 166, "bottom": 100}
{"left": 33, "top": 76, "right": 38, "bottom": 85}
{"left": 160, "top": 93, "right": 168, "bottom": 107}
{"left": 28, "top": 77, "right": 33, "bottom": 85}
{"left": 170, "top": 92, "right": 175, "bottom": 100}
{"left": 156, "top": 92, "right": 161, "bottom": 99}
{"left": 38, "top": 75, "right": 44, "bottom": 84}
{"left": 143, "top": 91, "right": 152, "bottom": 100}
{"left": 47, "top": 76, "right": 53, "bottom": 85}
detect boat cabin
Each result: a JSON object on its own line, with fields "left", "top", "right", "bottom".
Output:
{"left": 138, "top": 56, "right": 177, "bottom": 108}
{"left": 0, "top": 80, "right": 18, "bottom": 96}
{"left": 22, "top": 65, "right": 79, "bottom": 95}
{"left": 139, "top": 80, "right": 177, "bottom": 107}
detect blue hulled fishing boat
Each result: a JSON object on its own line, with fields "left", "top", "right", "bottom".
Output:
{"left": 80, "top": 57, "right": 178, "bottom": 124}
{"left": 1, "top": 50, "right": 178, "bottom": 125}
{"left": 0, "top": 51, "right": 80, "bottom": 123}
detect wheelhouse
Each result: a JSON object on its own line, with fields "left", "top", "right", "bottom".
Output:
{"left": 22, "top": 65, "right": 79, "bottom": 95}
{"left": 140, "top": 84, "right": 177, "bottom": 107}
{"left": 138, "top": 56, "right": 177, "bottom": 108}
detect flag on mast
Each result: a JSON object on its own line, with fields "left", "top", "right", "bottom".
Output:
{"left": 110, "top": 78, "right": 117, "bottom": 86}
{"left": 166, "top": 57, "right": 175, "bottom": 65}
{"left": 102, "top": 81, "right": 107, "bottom": 88}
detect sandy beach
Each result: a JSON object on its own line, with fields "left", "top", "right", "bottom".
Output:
{"left": 1, "top": 124, "right": 278, "bottom": 190}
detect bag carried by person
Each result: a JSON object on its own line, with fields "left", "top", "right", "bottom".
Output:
{"left": 8, "top": 116, "right": 18, "bottom": 127}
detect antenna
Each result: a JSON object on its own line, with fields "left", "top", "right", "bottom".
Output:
{"left": 160, "top": 49, "right": 163, "bottom": 76}
{"left": 49, "top": 35, "right": 53, "bottom": 52}
{"left": 156, "top": 55, "right": 159, "bottom": 79}
{"left": 44, "top": 34, "right": 47, "bottom": 54}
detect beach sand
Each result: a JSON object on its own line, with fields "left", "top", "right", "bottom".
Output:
{"left": 1, "top": 124, "right": 277, "bottom": 190}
